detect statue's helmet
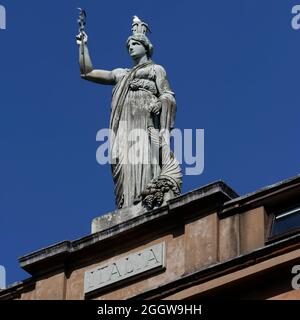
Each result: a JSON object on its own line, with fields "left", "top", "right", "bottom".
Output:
{"left": 126, "top": 16, "right": 153, "bottom": 58}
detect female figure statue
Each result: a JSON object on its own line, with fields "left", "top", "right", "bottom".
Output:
{"left": 77, "top": 16, "right": 182, "bottom": 210}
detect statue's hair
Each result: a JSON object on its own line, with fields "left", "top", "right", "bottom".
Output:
{"left": 126, "top": 34, "right": 154, "bottom": 58}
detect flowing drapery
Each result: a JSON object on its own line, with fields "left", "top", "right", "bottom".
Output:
{"left": 109, "top": 62, "right": 182, "bottom": 209}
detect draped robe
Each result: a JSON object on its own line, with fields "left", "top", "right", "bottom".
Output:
{"left": 109, "top": 61, "right": 182, "bottom": 209}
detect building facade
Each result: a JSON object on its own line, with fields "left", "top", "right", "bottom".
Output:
{"left": 1, "top": 176, "right": 300, "bottom": 300}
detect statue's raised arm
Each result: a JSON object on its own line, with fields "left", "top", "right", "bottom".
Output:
{"left": 76, "top": 9, "right": 115, "bottom": 85}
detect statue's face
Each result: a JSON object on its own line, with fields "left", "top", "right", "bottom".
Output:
{"left": 128, "top": 39, "right": 147, "bottom": 59}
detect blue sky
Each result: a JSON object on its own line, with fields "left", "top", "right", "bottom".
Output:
{"left": 0, "top": 0, "right": 300, "bottom": 285}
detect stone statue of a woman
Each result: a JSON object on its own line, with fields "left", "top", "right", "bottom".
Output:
{"left": 77, "top": 15, "right": 182, "bottom": 210}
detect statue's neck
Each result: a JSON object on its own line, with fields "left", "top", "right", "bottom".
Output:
{"left": 133, "top": 55, "right": 149, "bottom": 66}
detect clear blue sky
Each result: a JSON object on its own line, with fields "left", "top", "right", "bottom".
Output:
{"left": 1, "top": 0, "right": 300, "bottom": 285}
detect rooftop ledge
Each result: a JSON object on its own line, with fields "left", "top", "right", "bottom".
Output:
{"left": 19, "top": 180, "right": 237, "bottom": 275}
{"left": 18, "top": 174, "right": 300, "bottom": 276}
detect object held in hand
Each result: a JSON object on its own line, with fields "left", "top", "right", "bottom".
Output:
{"left": 77, "top": 8, "right": 87, "bottom": 45}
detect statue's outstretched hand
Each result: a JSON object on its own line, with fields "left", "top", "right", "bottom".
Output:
{"left": 76, "top": 31, "right": 88, "bottom": 45}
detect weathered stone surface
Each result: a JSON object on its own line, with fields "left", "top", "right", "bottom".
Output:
{"left": 239, "top": 207, "right": 266, "bottom": 254}
{"left": 185, "top": 213, "right": 218, "bottom": 273}
{"left": 1, "top": 176, "right": 300, "bottom": 300}
{"left": 91, "top": 234, "right": 185, "bottom": 300}
{"left": 91, "top": 202, "right": 148, "bottom": 233}
{"left": 219, "top": 173, "right": 300, "bottom": 217}
{"left": 218, "top": 214, "right": 240, "bottom": 261}
{"left": 92, "top": 180, "right": 237, "bottom": 234}
{"left": 35, "top": 272, "right": 66, "bottom": 300}
{"left": 84, "top": 242, "right": 165, "bottom": 294}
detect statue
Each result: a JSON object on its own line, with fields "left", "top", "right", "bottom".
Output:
{"left": 77, "top": 11, "right": 182, "bottom": 210}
